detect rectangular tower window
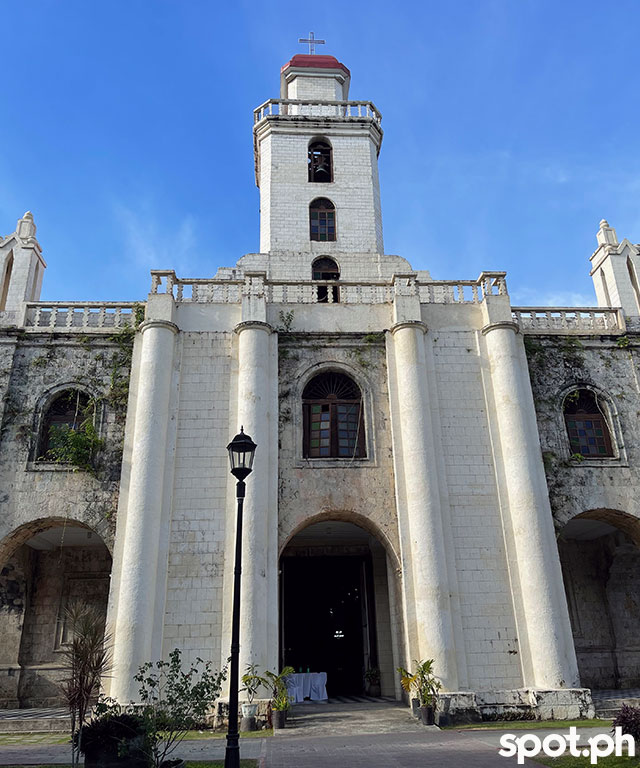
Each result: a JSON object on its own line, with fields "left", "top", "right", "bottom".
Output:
{"left": 310, "top": 209, "right": 336, "bottom": 241}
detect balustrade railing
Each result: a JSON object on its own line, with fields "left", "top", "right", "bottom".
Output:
{"left": 512, "top": 307, "right": 624, "bottom": 334}
{"left": 150, "top": 270, "right": 508, "bottom": 306}
{"left": 267, "top": 281, "right": 393, "bottom": 304}
{"left": 254, "top": 99, "right": 382, "bottom": 124}
{"left": 150, "top": 271, "right": 242, "bottom": 303}
{"left": 417, "top": 272, "right": 507, "bottom": 304}
{"left": 24, "top": 302, "right": 139, "bottom": 331}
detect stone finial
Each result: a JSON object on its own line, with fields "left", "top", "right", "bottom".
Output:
{"left": 17, "top": 211, "right": 37, "bottom": 240}
{"left": 597, "top": 218, "right": 618, "bottom": 247}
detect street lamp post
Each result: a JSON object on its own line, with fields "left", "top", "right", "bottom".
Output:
{"left": 224, "top": 427, "right": 257, "bottom": 768}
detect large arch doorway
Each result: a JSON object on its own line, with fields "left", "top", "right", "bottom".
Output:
{"left": 280, "top": 520, "right": 399, "bottom": 698}
{"left": 558, "top": 510, "right": 640, "bottom": 690}
{"left": 0, "top": 520, "right": 112, "bottom": 708}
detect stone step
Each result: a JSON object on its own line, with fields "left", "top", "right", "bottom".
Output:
{"left": 594, "top": 697, "right": 640, "bottom": 718}
{"left": 0, "top": 717, "right": 69, "bottom": 733}
{"left": 0, "top": 709, "right": 70, "bottom": 733}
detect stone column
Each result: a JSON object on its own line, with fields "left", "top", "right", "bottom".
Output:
{"left": 483, "top": 321, "right": 579, "bottom": 689}
{"left": 389, "top": 321, "right": 458, "bottom": 690}
{"left": 110, "top": 319, "right": 178, "bottom": 701}
{"left": 234, "top": 320, "right": 278, "bottom": 677}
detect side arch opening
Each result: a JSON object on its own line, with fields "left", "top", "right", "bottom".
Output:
{"left": 0, "top": 519, "right": 112, "bottom": 708}
{"left": 558, "top": 509, "right": 640, "bottom": 692}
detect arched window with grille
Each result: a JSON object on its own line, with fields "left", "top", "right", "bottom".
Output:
{"left": 303, "top": 372, "right": 365, "bottom": 458}
{"left": 309, "top": 198, "right": 336, "bottom": 242}
{"left": 312, "top": 256, "right": 340, "bottom": 303}
{"left": 308, "top": 140, "right": 333, "bottom": 183}
{"left": 563, "top": 388, "right": 614, "bottom": 458}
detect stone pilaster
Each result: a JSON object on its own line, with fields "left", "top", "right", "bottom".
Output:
{"left": 482, "top": 318, "right": 580, "bottom": 688}
{"left": 234, "top": 320, "right": 278, "bottom": 678}
{"left": 387, "top": 320, "right": 459, "bottom": 690}
{"left": 110, "top": 315, "right": 178, "bottom": 701}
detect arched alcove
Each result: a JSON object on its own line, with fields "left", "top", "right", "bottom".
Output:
{"left": 0, "top": 519, "right": 112, "bottom": 708}
{"left": 279, "top": 518, "right": 401, "bottom": 699}
{"left": 558, "top": 509, "right": 640, "bottom": 690}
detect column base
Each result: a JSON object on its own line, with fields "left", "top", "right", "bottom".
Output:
{"left": 434, "top": 688, "right": 595, "bottom": 726}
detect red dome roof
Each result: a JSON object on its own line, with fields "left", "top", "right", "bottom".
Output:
{"left": 281, "top": 55, "right": 350, "bottom": 75}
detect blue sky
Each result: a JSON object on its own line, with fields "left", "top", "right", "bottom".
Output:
{"left": 1, "top": 0, "right": 639, "bottom": 306}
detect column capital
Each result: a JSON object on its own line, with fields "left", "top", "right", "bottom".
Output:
{"left": 234, "top": 320, "right": 274, "bottom": 335}
{"left": 481, "top": 320, "right": 519, "bottom": 336}
{"left": 140, "top": 319, "right": 179, "bottom": 335}
{"left": 388, "top": 320, "right": 428, "bottom": 336}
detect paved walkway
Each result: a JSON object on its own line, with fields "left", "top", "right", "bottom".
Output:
{"left": 0, "top": 699, "right": 617, "bottom": 766}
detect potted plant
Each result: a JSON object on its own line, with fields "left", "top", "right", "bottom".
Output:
{"left": 398, "top": 659, "right": 441, "bottom": 726}
{"left": 364, "top": 667, "right": 381, "bottom": 697}
{"left": 240, "top": 663, "right": 267, "bottom": 731}
{"left": 265, "top": 666, "right": 295, "bottom": 730}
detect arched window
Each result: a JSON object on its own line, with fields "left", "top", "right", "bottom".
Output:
{"left": 312, "top": 257, "right": 340, "bottom": 303}
{"left": 38, "top": 389, "right": 98, "bottom": 467}
{"left": 0, "top": 252, "right": 13, "bottom": 311}
{"left": 308, "top": 140, "right": 333, "bottom": 183}
{"left": 564, "top": 388, "right": 614, "bottom": 458}
{"left": 303, "top": 372, "right": 365, "bottom": 458}
{"left": 309, "top": 198, "right": 336, "bottom": 242}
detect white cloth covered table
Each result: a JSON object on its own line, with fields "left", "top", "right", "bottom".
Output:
{"left": 285, "top": 672, "right": 328, "bottom": 702}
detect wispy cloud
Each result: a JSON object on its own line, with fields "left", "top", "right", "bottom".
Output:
{"left": 112, "top": 201, "right": 198, "bottom": 276}
{"left": 510, "top": 287, "right": 596, "bottom": 307}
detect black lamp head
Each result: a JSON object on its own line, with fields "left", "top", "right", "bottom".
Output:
{"left": 227, "top": 427, "right": 257, "bottom": 481}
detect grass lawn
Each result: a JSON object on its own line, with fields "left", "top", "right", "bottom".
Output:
{"left": 0, "top": 729, "right": 270, "bottom": 747}
{"left": 446, "top": 718, "right": 612, "bottom": 731}
{"left": 0, "top": 733, "right": 69, "bottom": 746}
{"left": 178, "top": 729, "right": 272, "bottom": 739}
{"left": 0, "top": 763, "right": 258, "bottom": 768}
{"left": 533, "top": 756, "right": 636, "bottom": 767}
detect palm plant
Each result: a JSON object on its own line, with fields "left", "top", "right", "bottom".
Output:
{"left": 60, "top": 602, "right": 111, "bottom": 767}
{"left": 264, "top": 666, "right": 295, "bottom": 712}
{"left": 398, "top": 658, "right": 441, "bottom": 708}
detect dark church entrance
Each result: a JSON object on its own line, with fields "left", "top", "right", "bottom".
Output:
{"left": 280, "top": 521, "right": 383, "bottom": 698}
{"left": 281, "top": 555, "right": 376, "bottom": 696}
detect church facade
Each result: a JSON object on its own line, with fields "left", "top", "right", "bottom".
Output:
{"left": 1, "top": 52, "right": 640, "bottom": 721}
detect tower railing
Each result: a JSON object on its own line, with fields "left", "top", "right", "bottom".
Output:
{"left": 253, "top": 99, "right": 382, "bottom": 124}
{"left": 149, "top": 270, "right": 507, "bottom": 306}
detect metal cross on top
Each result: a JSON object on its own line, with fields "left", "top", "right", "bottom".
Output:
{"left": 298, "top": 31, "right": 325, "bottom": 55}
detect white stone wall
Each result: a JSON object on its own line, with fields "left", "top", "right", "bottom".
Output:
{"left": 287, "top": 73, "right": 344, "bottom": 101}
{"left": 162, "top": 332, "right": 234, "bottom": 666}
{"left": 237, "top": 250, "right": 412, "bottom": 282}
{"left": 429, "top": 323, "right": 522, "bottom": 690}
{"left": 258, "top": 131, "right": 384, "bottom": 255}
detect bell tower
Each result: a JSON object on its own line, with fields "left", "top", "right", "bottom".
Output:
{"left": 253, "top": 52, "right": 384, "bottom": 255}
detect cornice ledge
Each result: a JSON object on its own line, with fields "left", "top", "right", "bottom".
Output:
{"left": 140, "top": 319, "right": 179, "bottom": 335}
{"left": 388, "top": 320, "right": 428, "bottom": 336}
{"left": 481, "top": 320, "right": 520, "bottom": 336}
{"left": 234, "top": 320, "right": 274, "bottom": 334}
